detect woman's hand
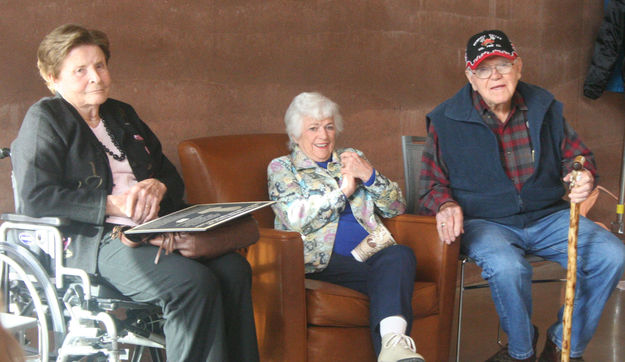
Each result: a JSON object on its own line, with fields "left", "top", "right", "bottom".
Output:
{"left": 564, "top": 169, "right": 594, "bottom": 204}
{"left": 340, "top": 151, "right": 374, "bottom": 182}
{"left": 340, "top": 174, "right": 357, "bottom": 198}
{"left": 436, "top": 201, "right": 464, "bottom": 244}
{"left": 106, "top": 178, "right": 167, "bottom": 224}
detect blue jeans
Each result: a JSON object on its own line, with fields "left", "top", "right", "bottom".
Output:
{"left": 461, "top": 209, "right": 625, "bottom": 359}
{"left": 306, "top": 244, "right": 417, "bottom": 355}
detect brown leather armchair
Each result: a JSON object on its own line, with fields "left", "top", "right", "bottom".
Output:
{"left": 178, "top": 134, "right": 460, "bottom": 362}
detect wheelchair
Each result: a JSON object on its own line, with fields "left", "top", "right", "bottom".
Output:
{"left": 0, "top": 147, "right": 166, "bottom": 361}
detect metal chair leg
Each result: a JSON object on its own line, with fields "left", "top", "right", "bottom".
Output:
{"left": 149, "top": 347, "right": 165, "bottom": 362}
{"left": 131, "top": 346, "right": 145, "bottom": 362}
{"left": 455, "top": 257, "right": 467, "bottom": 362}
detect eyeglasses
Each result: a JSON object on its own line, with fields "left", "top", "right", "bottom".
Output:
{"left": 470, "top": 60, "right": 516, "bottom": 79}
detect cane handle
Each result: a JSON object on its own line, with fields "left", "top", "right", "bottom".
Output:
{"left": 569, "top": 155, "right": 586, "bottom": 190}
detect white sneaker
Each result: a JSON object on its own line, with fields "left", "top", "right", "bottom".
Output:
{"left": 377, "top": 333, "right": 425, "bottom": 362}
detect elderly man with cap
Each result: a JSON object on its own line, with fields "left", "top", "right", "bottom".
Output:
{"left": 419, "top": 30, "right": 625, "bottom": 362}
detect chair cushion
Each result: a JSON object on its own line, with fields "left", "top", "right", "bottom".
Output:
{"left": 305, "top": 278, "right": 438, "bottom": 327}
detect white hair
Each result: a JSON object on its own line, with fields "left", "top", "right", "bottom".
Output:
{"left": 284, "top": 92, "right": 344, "bottom": 149}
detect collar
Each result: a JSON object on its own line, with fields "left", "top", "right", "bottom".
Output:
{"left": 290, "top": 145, "right": 340, "bottom": 171}
{"left": 444, "top": 82, "right": 554, "bottom": 125}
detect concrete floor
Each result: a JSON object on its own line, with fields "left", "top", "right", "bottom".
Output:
{"left": 450, "top": 261, "right": 625, "bottom": 362}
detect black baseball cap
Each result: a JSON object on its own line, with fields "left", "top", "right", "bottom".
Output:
{"left": 465, "top": 30, "right": 519, "bottom": 70}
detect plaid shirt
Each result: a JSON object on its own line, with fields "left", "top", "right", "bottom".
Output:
{"left": 418, "top": 90, "right": 596, "bottom": 215}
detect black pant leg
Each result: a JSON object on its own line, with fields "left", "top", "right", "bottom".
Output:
{"left": 201, "top": 252, "right": 259, "bottom": 362}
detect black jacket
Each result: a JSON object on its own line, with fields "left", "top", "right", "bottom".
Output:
{"left": 11, "top": 95, "right": 185, "bottom": 272}
{"left": 584, "top": 0, "right": 625, "bottom": 99}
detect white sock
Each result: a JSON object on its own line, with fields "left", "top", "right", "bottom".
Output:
{"left": 379, "top": 315, "right": 407, "bottom": 338}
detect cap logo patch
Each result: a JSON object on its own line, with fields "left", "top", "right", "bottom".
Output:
{"left": 481, "top": 38, "right": 495, "bottom": 46}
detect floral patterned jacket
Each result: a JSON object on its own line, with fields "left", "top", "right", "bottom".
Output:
{"left": 267, "top": 146, "right": 406, "bottom": 273}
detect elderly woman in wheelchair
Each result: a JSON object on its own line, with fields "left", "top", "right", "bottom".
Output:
{"left": 3, "top": 24, "right": 260, "bottom": 361}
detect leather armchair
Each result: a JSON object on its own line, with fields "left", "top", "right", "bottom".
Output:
{"left": 178, "top": 134, "right": 459, "bottom": 362}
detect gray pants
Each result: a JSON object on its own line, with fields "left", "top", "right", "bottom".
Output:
{"left": 97, "top": 228, "right": 259, "bottom": 362}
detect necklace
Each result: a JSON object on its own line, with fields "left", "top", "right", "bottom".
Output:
{"left": 98, "top": 119, "right": 127, "bottom": 161}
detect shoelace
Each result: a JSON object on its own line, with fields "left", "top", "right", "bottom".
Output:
{"left": 383, "top": 333, "right": 416, "bottom": 353}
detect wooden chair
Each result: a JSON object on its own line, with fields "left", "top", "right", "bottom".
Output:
{"left": 178, "top": 133, "right": 460, "bottom": 361}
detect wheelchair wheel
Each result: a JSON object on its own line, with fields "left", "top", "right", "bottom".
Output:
{"left": 0, "top": 242, "right": 66, "bottom": 361}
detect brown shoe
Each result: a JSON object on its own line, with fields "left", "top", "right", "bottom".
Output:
{"left": 484, "top": 325, "right": 538, "bottom": 362}
{"left": 538, "top": 339, "right": 584, "bottom": 362}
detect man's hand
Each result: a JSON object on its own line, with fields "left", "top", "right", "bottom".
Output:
{"left": 106, "top": 178, "right": 167, "bottom": 224}
{"left": 564, "top": 169, "right": 594, "bottom": 204}
{"left": 436, "top": 201, "right": 464, "bottom": 244}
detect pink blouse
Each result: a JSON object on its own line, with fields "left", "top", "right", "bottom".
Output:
{"left": 90, "top": 121, "right": 137, "bottom": 226}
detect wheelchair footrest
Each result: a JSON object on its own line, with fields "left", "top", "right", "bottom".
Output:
{"left": 119, "top": 331, "right": 165, "bottom": 349}
{"left": 93, "top": 298, "right": 160, "bottom": 312}
{"left": 0, "top": 312, "right": 38, "bottom": 333}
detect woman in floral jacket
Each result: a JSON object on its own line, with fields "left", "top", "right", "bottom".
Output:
{"left": 267, "top": 92, "right": 424, "bottom": 362}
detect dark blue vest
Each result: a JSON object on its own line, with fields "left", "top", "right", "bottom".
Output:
{"left": 426, "top": 82, "right": 568, "bottom": 227}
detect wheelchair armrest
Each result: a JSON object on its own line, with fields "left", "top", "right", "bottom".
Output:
{"left": 1, "top": 213, "right": 70, "bottom": 227}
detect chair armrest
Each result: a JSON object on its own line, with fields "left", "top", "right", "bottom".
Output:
{"left": 1, "top": 213, "right": 70, "bottom": 227}
{"left": 383, "top": 214, "right": 460, "bottom": 357}
{"left": 246, "top": 228, "right": 307, "bottom": 362}
{"left": 382, "top": 214, "right": 460, "bottom": 312}
{"left": 383, "top": 214, "right": 459, "bottom": 282}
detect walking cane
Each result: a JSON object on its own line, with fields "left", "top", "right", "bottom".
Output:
{"left": 561, "top": 155, "right": 585, "bottom": 362}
